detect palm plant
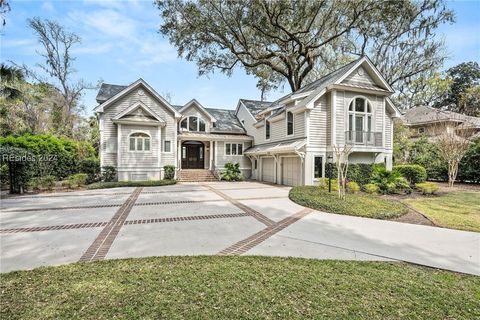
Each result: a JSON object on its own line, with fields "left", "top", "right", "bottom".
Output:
{"left": 370, "top": 166, "right": 411, "bottom": 194}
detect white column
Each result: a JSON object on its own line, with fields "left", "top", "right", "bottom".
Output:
{"left": 214, "top": 141, "right": 217, "bottom": 168}
{"left": 331, "top": 90, "right": 336, "bottom": 146}
{"left": 117, "top": 124, "right": 122, "bottom": 168}
{"left": 209, "top": 140, "right": 213, "bottom": 170}
{"left": 177, "top": 139, "right": 182, "bottom": 170}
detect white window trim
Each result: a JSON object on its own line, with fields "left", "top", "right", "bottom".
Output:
{"left": 180, "top": 116, "right": 206, "bottom": 132}
{"left": 128, "top": 132, "right": 152, "bottom": 153}
{"left": 313, "top": 155, "right": 324, "bottom": 180}
{"left": 286, "top": 110, "right": 294, "bottom": 136}
{"left": 265, "top": 119, "right": 271, "bottom": 141}
{"left": 347, "top": 96, "right": 374, "bottom": 132}
{"left": 163, "top": 140, "right": 173, "bottom": 153}
{"left": 224, "top": 142, "right": 244, "bottom": 156}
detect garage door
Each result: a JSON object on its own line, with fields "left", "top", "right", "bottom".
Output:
{"left": 261, "top": 157, "right": 275, "bottom": 183}
{"left": 282, "top": 157, "right": 302, "bottom": 186}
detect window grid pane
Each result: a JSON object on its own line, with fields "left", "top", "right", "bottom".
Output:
{"left": 314, "top": 157, "right": 322, "bottom": 178}
{"left": 237, "top": 144, "right": 243, "bottom": 155}
{"left": 189, "top": 116, "right": 198, "bottom": 131}
{"left": 137, "top": 138, "right": 143, "bottom": 151}
{"left": 129, "top": 137, "right": 135, "bottom": 151}
{"left": 164, "top": 140, "right": 171, "bottom": 152}
{"left": 226, "top": 143, "right": 231, "bottom": 155}
{"left": 144, "top": 138, "right": 150, "bottom": 151}
{"left": 232, "top": 144, "right": 237, "bottom": 155}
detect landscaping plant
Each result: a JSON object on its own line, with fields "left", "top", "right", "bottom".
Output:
{"left": 163, "top": 165, "right": 176, "bottom": 180}
{"left": 221, "top": 162, "right": 243, "bottom": 181}
{"left": 346, "top": 181, "right": 360, "bottom": 194}
{"left": 363, "top": 183, "right": 380, "bottom": 194}
{"left": 318, "top": 178, "right": 338, "bottom": 192}
{"left": 415, "top": 182, "right": 440, "bottom": 195}
{"left": 370, "top": 166, "right": 411, "bottom": 194}
{"left": 101, "top": 166, "right": 116, "bottom": 182}
{"left": 393, "top": 164, "right": 427, "bottom": 186}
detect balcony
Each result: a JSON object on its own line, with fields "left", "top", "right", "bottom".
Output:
{"left": 345, "top": 131, "right": 382, "bottom": 147}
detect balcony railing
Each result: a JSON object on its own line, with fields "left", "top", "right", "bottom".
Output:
{"left": 345, "top": 131, "right": 382, "bottom": 147}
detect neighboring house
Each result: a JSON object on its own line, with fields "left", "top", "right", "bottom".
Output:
{"left": 94, "top": 56, "right": 400, "bottom": 185}
{"left": 402, "top": 105, "right": 480, "bottom": 139}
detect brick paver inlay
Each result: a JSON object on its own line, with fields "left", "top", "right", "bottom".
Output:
{"left": 79, "top": 187, "right": 143, "bottom": 262}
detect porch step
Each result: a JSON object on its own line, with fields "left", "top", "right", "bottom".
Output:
{"left": 178, "top": 169, "right": 219, "bottom": 182}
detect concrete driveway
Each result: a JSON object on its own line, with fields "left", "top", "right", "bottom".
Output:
{"left": 1, "top": 182, "right": 479, "bottom": 275}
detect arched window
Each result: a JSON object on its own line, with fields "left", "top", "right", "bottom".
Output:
{"left": 180, "top": 116, "right": 206, "bottom": 132}
{"left": 348, "top": 97, "right": 373, "bottom": 143}
{"left": 129, "top": 132, "right": 150, "bottom": 151}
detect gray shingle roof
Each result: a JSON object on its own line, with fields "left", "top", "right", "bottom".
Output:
{"left": 205, "top": 108, "right": 245, "bottom": 134}
{"left": 239, "top": 99, "right": 272, "bottom": 117}
{"left": 403, "top": 105, "right": 480, "bottom": 126}
{"left": 96, "top": 83, "right": 128, "bottom": 103}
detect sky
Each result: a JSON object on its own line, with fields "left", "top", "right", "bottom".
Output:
{"left": 1, "top": 0, "right": 479, "bottom": 117}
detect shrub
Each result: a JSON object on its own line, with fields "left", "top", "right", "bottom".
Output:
{"left": 0, "top": 146, "right": 35, "bottom": 193}
{"left": 347, "top": 164, "right": 376, "bottom": 185}
{"left": 27, "top": 175, "right": 56, "bottom": 191}
{"left": 393, "top": 164, "right": 427, "bottom": 186}
{"left": 87, "top": 179, "right": 176, "bottom": 189}
{"left": 79, "top": 158, "right": 101, "bottom": 184}
{"left": 101, "top": 166, "right": 116, "bottom": 182}
{"left": 363, "top": 183, "right": 379, "bottom": 194}
{"left": 163, "top": 165, "right": 176, "bottom": 180}
{"left": 415, "top": 182, "right": 440, "bottom": 195}
{"left": 0, "top": 134, "right": 96, "bottom": 180}
{"left": 221, "top": 162, "right": 243, "bottom": 181}
{"left": 67, "top": 173, "right": 88, "bottom": 188}
{"left": 408, "top": 137, "right": 447, "bottom": 181}
{"left": 318, "top": 177, "right": 338, "bottom": 191}
{"left": 370, "top": 166, "right": 411, "bottom": 194}
{"left": 347, "top": 181, "right": 360, "bottom": 194}
{"left": 458, "top": 137, "right": 480, "bottom": 183}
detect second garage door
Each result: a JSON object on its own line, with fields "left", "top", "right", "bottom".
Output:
{"left": 282, "top": 157, "right": 302, "bottom": 186}
{"left": 261, "top": 157, "right": 275, "bottom": 183}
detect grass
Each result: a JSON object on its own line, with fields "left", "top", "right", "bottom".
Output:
{"left": 86, "top": 179, "right": 176, "bottom": 189}
{"left": 289, "top": 186, "right": 408, "bottom": 219}
{"left": 1, "top": 257, "right": 479, "bottom": 320}
{"left": 403, "top": 191, "right": 480, "bottom": 232}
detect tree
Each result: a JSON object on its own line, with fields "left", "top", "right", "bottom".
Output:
{"left": 1, "top": 63, "right": 25, "bottom": 100}
{"left": 333, "top": 144, "right": 353, "bottom": 200}
{"left": 437, "top": 61, "right": 480, "bottom": 114}
{"left": 393, "top": 120, "right": 412, "bottom": 165}
{"left": 458, "top": 85, "right": 480, "bottom": 117}
{"left": 394, "top": 73, "right": 453, "bottom": 109}
{"left": 157, "top": 0, "right": 453, "bottom": 97}
{"left": 432, "top": 119, "right": 476, "bottom": 187}
{"left": 24, "top": 18, "right": 94, "bottom": 136}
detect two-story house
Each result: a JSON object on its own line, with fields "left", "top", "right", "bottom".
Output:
{"left": 94, "top": 56, "right": 400, "bottom": 185}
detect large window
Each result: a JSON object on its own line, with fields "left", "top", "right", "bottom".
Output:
{"left": 265, "top": 120, "right": 270, "bottom": 140}
{"left": 129, "top": 132, "right": 150, "bottom": 152}
{"left": 314, "top": 156, "right": 323, "bottom": 179}
{"left": 348, "top": 97, "right": 373, "bottom": 143}
{"left": 180, "top": 116, "right": 206, "bottom": 132}
{"left": 225, "top": 143, "right": 243, "bottom": 156}
{"left": 286, "top": 111, "right": 294, "bottom": 136}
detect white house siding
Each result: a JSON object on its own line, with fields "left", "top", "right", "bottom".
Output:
{"left": 215, "top": 140, "right": 252, "bottom": 178}
{"left": 385, "top": 115, "right": 392, "bottom": 149}
{"left": 342, "top": 66, "right": 377, "bottom": 87}
{"left": 237, "top": 103, "right": 263, "bottom": 145}
{"left": 100, "top": 86, "right": 177, "bottom": 174}
{"left": 310, "top": 95, "right": 329, "bottom": 147}
{"left": 335, "top": 91, "right": 346, "bottom": 145}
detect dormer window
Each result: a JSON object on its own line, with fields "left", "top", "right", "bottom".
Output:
{"left": 129, "top": 132, "right": 150, "bottom": 152}
{"left": 180, "top": 116, "right": 206, "bottom": 132}
{"left": 286, "top": 111, "right": 294, "bottom": 136}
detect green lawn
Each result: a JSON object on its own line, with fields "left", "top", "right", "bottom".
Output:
{"left": 86, "top": 179, "right": 176, "bottom": 189}
{"left": 1, "top": 257, "right": 479, "bottom": 319}
{"left": 289, "top": 186, "right": 408, "bottom": 219}
{"left": 403, "top": 191, "right": 480, "bottom": 232}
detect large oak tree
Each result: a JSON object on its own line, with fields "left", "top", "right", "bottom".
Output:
{"left": 157, "top": 0, "right": 454, "bottom": 98}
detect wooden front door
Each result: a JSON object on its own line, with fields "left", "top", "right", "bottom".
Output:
{"left": 181, "top": 142, "right": 204, "bottom": 169}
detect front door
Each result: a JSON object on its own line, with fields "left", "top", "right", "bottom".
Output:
{"left": 181, "top": 142, "right": 204, "bottom": 169}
